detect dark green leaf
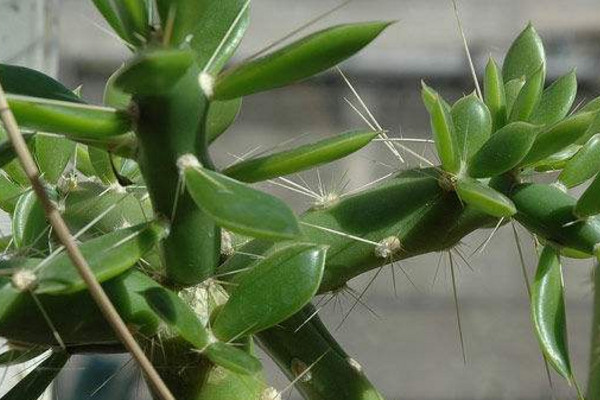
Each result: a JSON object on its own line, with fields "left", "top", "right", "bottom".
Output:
{"left": 504, "top": 77, "right": 526, "bottom": 116}
{"left": 212, "top": 243, "right": 327, "bottom": 341}
{"left": 575, "top": 174, "right": 600, "bottom": 219}
{"left": 529, "top": 69, "right": 577, "bottom": 126}
{"left": 12, "top": 190, "right": 50, "bottom": 252}
{"left": 468, "top": 122, "right": 539, "bottom": 178}
{"left": 87, "top": 146, "right": 118, "bottom": 184}
{"left": 204, "top": 342, "right": 262, "bottom": 375}
{"left": 0, "top": 351, "right": 69, "bottom": 400}
{"left": 532, "top": 144, "right": 580, "bottom": 172}
{"left": 502, "top": 23, "right": 546, "bottom": 83}
{"left": 34, "top": 135, "right": 76, "bottom": 183}
{"left": 508, "top": 64, "right": 544, "bottom": 122}
{"left": 483, "top": 57, "right": 507, "bottom": 132}
{"left": 558, "top": 134, "right": 600, "bottom": 188}
{"left": 531, "top": 246, "right": 573, "bottom": 382}
{"left": 0, "top": 64, "right": 83, "bottom": 103}
{"left": 182, "top": 158, "right": 301, "bottom": 240}
{"left": 456, "top": 177, "right": 516, "bottom": 217}
{"left": 223, "top": 130, "right": 377, "bottom": 183}
{"left": 213, "top": 22, "right": 392, "bottom": 100}
{"left": 451, "top": 94, "right": 492, "bottom": 161}
{"left": 141, "top": 287, "right": 209, "bottom": 349}
{"left": 0, "top": 134, "right": 34, "bottom": 169}
{"left": 207, "top": 98, "right": 243, "bottom": 143}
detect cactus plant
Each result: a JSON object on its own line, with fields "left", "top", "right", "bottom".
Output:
{"left": 0, "top": 2, "right": 600, "bottom": 400}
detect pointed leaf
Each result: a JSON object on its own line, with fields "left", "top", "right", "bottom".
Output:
{"left": 212, "top": 22, "right": 392, "bottom": 100}
{"left": 531, "top": 246, "right": 573, "bottom": 382}
{"left": 87, "top": 146, "right": 118, "bottom": 184}
{"left": 468, "top": 122, "right": 539, "bottom": 178}
{"left": 577, "top": 109, "right": 600, "bottom": 145}
{"left": 451, "top": 94, "right": 492, "bottom": 161}
{"left": 0, "top": 64, "right": 83, "bottom": 103}
{"left": 92, "top": 0, "right": 130, "bottom": 44}
{"left": 116, "top": 0, "right": 150, "bottom": 44}
{"left": 224, "top": 130, "right": 377, "bottom": 183}
{"left": 0, "top": 351, "right": 69, "bottom": 400}
{"left": 204, "top": 342, "right": 262, "bottom": 375}
{"left": 7, "top": 95, "right": 132, "bottom": 139}
{"left": 141, "top": 287, "right": 209, "bottom": 349}
{"left": 504, "top": 77, "right": 526, "bottom": 115}
{"left": 0, "top": 174, "right": 23, "bottom": 214}
{"left": 0, "top": 346, "right": 47, "bottom": 367}
{"left": 558, "top": 134, "right": 600, "bottom": 188}
{"left": 508, "top": 64, "right": 544, "bottom": 122}
{"left": 12, "top": 190, "right": 50, "bottom": 251}
{"left": 212, "top": 243, "right": 327, "bottom": 341}
{"left": 529, "top": 69, "right": 577, "bottom": 126}
{"left": 429, "top": 96, "right": 459, "bottom": 173}
{"left": 182, "top": 159, "right": 301, "bottom": 240}
{"left": 575, "top": 174, "right": 600, "bottom": 219}
{"left": 580, "top": 96, "right": 600, "bottom": 113}
{"left": 521, "top": 111, "right": 597, "bottom": 166}
{"left": 34, "top": 135, "right": 76, "bottom": 183}
{"left": 484, "top": 57, "right": 507, "bottom": 132}
{"left": 207, "top": 98, "right": 243, "bottom": 143}
{"left": 502, "top": 23, "right": 546, "bottom": 83}
{"left": 35, "top": 221, "right": 168, "bottom": 294}
{"left": 532, "top": 144, "right": 581, "bottom": 172}
{"left": 114, "top": 49, "right": 194, "bottom": 95}
{"left": 0, "top": 134, "right": 34, "bottom": 169}
{"left": 421, "top": 81, "right": 451, "bottom": 114}
{"left": 456, "top": 177, "right": 516, "bottom": 217}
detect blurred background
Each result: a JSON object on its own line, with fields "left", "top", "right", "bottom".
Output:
{"left": 1, "top": 0, "right": 600, "bottom": 399}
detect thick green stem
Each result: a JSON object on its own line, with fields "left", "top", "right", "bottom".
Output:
{"left": 588, "top": 264, "right": 600, "bottom": 400}
{"left": 257, "top": 304, "right": 385, "bottom": 400}
{"left": 135, "top": 66, "right": 220, "bottom": 286}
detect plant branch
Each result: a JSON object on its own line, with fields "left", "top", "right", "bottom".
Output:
{"left": 0, "top": 82, "right": 175, "bottom": 400}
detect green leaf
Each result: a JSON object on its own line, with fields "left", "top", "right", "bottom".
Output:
{"left": 0, "top": 174, "right": 23, "bottom": 213}
{"left": 7, "top": 95, "right": 132, "bottom": 139}
{"left": 75, "top": 145, "right": 96, "bottom": 176}
{"left": 116, "top": 0, "right": 150, "bottom": 44}
{"left": 0, "top": 134, "right": 34, "bottom": 169}
{"left": 103, "top": 68, "right": 132, "bottom": 109}
{"left": 429, "top": 96, "right": 459, "bottom": 173}
{"left": 577, "top": 109, "right": 600, "bottom": 145}
{"left": 421, "top": 81, "right": 451, "bottom": 114}
{"left": 532, "top": 144, "right": 580, "bottom": 172}
{"left": 114, "top": 49, "right": 195, "bottom": 95}
{"left": 12, "top": 190, "right": 50, "bottom": 252}
{"left": 529, "top": 69, "right": 577, "bottom": 126}
{"left": 455, "top": 177, "right": 516, "bottom": 217}
{"left": 508, "top": 64, "right": 544, "bottom": 122}
{"left": 212, "top": 22, "right": 392, "bottom": 100}
{"left": 0, "top": 346, "right": 47, "bottom": 367}
{"left": 34, "top": 135, "right": 76, "bottom": 183}
{"left": 468, "top": 122, "right": 539, "bottom": 178}
{"left": 223, "top": 130, "right": 377, "bottom": 183}
{"left": 451, "top": 94, "right": 492, "bottom": 162}
{"left": 504, "top": 77, "right": 526, "bottom": 116}
{"left": 0, "top": 351, "right": 69, "bottom": 400}
{"left": 483, "top": 57, "right": 507, "bottom": 132}
{"left": 141, "top": 287, "right": 209, "bottom": 349}
{"left": 531, "top": 246, "right": 573, "bottom": 382}
{"left": 575, "top": 174, "right": 600, "bottom": 219}
{"left": 502, "top": 23, "right": 546, "bottom": 83}
{"left": 34, "top": 221, "right": 168, "bottom": 294}
{"left": 558, "top": 134, "right": 600, "bottom": 188}
{"left": 580, "top": 96, "right": 600, "bottom": 113}
{"left": 212, "top": 243, "right": 327, "bottom": 341}
{"left": 204, "top": 342, "right": 262, "bottom": 375}
{"left": 521, "top": 111, "right": 597, "bottom": 166}
{"left": 87, "top": 146, "right": 118, "bottom": 184}
{"left": 0, "top": 64, "right": 83, "bottom": 103}
{"left": 189, "top": 0, "right": 250, "bottom": 73}
{"left": 207, "top": 98, "right": 243, "bottom": 143}
{"left": 182, "top": 157, "right": 301, "bottom": 241}
{"left": 92, "top": 0, "right": 129, "bottom": 44}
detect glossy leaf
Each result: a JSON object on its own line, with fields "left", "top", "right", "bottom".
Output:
{"left": 558, "top": 134, "right": 600, "bottom": 188}
{"left": 533, "top": 144, "right": 580, "bottom": 172}
{"left": 213, "top": 22, "right": 392, "bottom": 100}
{"left": 0, "top": 346, "right": 47, "bottom": 367}
{"left": 580, "top": 96, "right": 600, "bottom": 113}
{"left": 508, "top": 64, "right": 544, "bottom": 122}
{"left": 0, "top": 351, "right": 69, "bottom": 400}
{"left": 7, "top": 95, "right": 132, "bottom": 139}
{"left": 421, "top": 81, "right": 451, "bottom": 114}
{"left": 34, "top": 135, "right": 76, "bottom": 183}
{"left": 451, "top": 94, "right": 492, "bottom": 162}
{"left": 529, "top": 69, "right": 577, "bottom": 126}
{"left": 0, "top": 64, "right": 83, "bottom": 103}
{"left": 212, "top": 243, "right": 327, "bottom": 341}
{"left": 429, "top": 96, "right": 459, "bottom": 173}
{"left": 35, "top": 221, "right": 167, "bottom": 294}
{"left": 521, "top": 111, "right": 597, "bottom": 166}
{"left": 456, "top": 177, "right": 516, "bottom": 217}
{"left": 114, "top": 49, "right": 194, "bottom": 95}
{"left": 141, "top": 287, "right": 209, "bottom": 349}
{"left": 578, "top": 109, "right": 600, "bottom": 145}
{"left": 87, "top": 146, "right": 118, "bottom": 184}
{"left": 182, "top": 160, "right": 301, "bottom": 241}
{"left": 12, "top": 190, "right": 49, "bottom": 251}
{"left": 468, "top": 122, "right": 539, "bottom": 178}
{"left": 575, "top": 174, "right": 600, "bottom": 219}
{"left": 207, "top": 98, "right": 243, "bottom": 143}
{"left": 531, "top": 246, "right": 573, "bottom": 382}
{"left": 483, "top": 57, "right": 506, "bottom": 132}
{"left": 502, "top": 23, "right": 546, "bottom": 83}
{"left": 204, "top": 342, "right": 263, "bottom": 375}
{"left": 224, "top": 130, "right": 377, "bottom": 183}
{"left": 504, "top": 77, "right": 526, "bottom": 116}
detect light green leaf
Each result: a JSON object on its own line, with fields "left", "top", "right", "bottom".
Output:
{"left": 483, "top": 57, "right": 507, "bottom": 132}
{"left": 456, "top": 177, "right": 516, "bottom": 217}
{"left": 575, "top": 174, "right": 600, "bottom": 219}
{"left": 558, "top": 134, "right": 600, "bottom": 188}
{"left": 508, "top": 64, "right": 544, "bottom": 122}
{"left": 451, "top": 94, "right": 492, "bottom": 162}
{"left": 429, "top": 96, "right": 459, "bottom": 173}
{"left": 34, "top": 135, "right": 76, "bottom": 183}
{"left": 204, "top": 342, "right": 262, "bottom": 375}
{"left": 529, "top": 69, "right": 577, "bottom": 126}
{"left": 502, "top": 23, "right": 546, "bottom": 83}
